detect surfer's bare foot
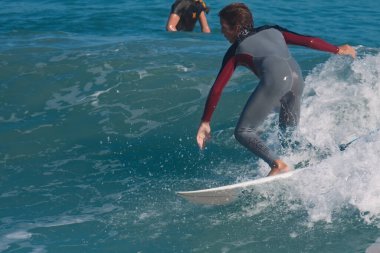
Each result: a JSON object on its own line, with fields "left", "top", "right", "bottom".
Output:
{"left": 267, "top": 159, "right": 290, "bottom": 176}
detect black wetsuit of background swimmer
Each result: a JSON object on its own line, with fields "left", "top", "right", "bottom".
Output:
{"left": 170, "top": 0, "right": 209, "bottom": 31}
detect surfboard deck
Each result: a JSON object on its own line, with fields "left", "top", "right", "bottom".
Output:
{"left": 177, "top": 169, "right": 303, "bottom": 205}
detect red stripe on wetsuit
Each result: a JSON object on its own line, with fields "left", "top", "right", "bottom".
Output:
{"left": 281, "top": 31, "right": 339, "bottom": 53}
{"left": 201, "top": 54, "right": 253, "bottom": 122}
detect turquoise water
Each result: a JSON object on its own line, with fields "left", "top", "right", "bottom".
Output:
{"left": 1, "top": 0, "right": 380, "bottom": 252}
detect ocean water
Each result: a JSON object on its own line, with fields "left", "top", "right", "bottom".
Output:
{"left": 1, "top": 0, "right": 380, "bottom": 252}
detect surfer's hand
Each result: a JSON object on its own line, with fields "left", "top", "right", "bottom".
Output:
{"left": 196, "top": 122, "right": 211, "bottom": 149}
{"left": 338, "top": 44, "right": 356, "bottom": 58}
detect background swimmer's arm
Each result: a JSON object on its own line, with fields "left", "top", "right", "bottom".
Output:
{"left": 166, "top": 13, "right": 180, "bottom": 32}
{"left": 198, "top": 11, "right": 211, "bottom": 33}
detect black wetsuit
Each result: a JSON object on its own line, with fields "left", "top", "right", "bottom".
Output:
{"left": 201, "top": 25, "right": 339, "bottom": 167}
{"left": 170, "top": 0, "right": 209, "bottom": 31}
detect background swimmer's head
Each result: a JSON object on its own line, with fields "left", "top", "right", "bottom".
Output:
{"left": 218, "top": 3, "right": 254, "bottom": 42}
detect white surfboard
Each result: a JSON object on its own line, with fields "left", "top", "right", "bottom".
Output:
{"left": 177, "top": 169, "right": 303, "bottom": 205}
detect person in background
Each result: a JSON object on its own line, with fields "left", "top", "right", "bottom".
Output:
{"left": 166, "top": 0, "right": 211, "bottom": 33}
{"left": 196, "top": 3, "right": 356, "bottom": 176}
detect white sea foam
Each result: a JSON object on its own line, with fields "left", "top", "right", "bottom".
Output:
{"left": 288, "top": 51, "right": 380, "bottom": 224}
{"left": 227, "top": 51, "right": 380, "bottom": 226}
{"left": 17, "top": 124, "right": 54, "bottom": 134}
{"left": 0, "top": 231, "right": 32, "bottom": 252}
{"left": 87, "top": 63, "right": 113, "bottom": 85}
{"left": 5, "top": 231, "right": 32, "bottom": 240}
{"left": 302, "top": 51, "right": 380, "bottom": 144}
{"left": 0, "top": 214, "right": 97, "bottom": 252}
{"left": 175, "top": 64, "right": 194, "bottom": 72}
{"left": 137, "top": 69, "right": 151, "bottom": 79}
{"left": 0, "top": 113, "right": 22, "bottom": 123}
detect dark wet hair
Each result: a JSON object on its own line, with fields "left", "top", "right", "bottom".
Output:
{"left": 218, "top": 3, "right": 254, "bottom": 31}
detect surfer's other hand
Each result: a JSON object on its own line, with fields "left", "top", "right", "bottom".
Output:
{"left": 196, "top": 122, "right": 211, "bottom": 149}
{"left": 338, "top": 44, "right": 356, "bottom": 58}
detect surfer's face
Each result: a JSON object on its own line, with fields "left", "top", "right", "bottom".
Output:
{"left": 220, "top": 19, "right": 236, "bottom": 43}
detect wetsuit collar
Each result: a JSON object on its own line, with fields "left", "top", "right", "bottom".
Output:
{"left": 237, "top": 25, "right": 278, "bottom": 44}
{"left": 236, "top": 25, "right": 254, "bottom": 43}
{"left": 237, "top": 31, "right": 254, "bottom": 43}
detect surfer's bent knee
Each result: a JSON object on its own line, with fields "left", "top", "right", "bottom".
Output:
{"left": 234, "top": 126, "right": 252, "bottom": 144}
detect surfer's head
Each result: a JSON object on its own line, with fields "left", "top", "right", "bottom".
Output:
{"left": 219, "top": 3, "right": 254, "bottom": 43}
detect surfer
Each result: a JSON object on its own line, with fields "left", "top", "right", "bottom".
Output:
{"left": 166, "top": 0, "right": 211, "bottom": 33}
{"left": 196, "top": 3, "right": 356, "bottom": 176}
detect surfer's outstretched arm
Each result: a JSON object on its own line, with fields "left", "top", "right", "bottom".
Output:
{"left": 274, "top": 25, "right": 357, "bottom": 58}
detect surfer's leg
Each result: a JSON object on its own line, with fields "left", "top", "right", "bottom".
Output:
{"left": 234, "top": 59, "right": 292, "bottom": 173}
{"left": 279, "top": 60, "right": 305, "bottom": 150}
{"left": 278, "top": 91, "right": 300, "bottom": 150}
{"left": 235, "top": 86, "right": 290, "bottom": 176}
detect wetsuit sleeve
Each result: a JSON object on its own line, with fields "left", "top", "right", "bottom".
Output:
{"left": 201, "top": 45, "right": 237, "bottom": 122}
{"left": 274, "top": 25, "right": 339, "bottom": 54}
